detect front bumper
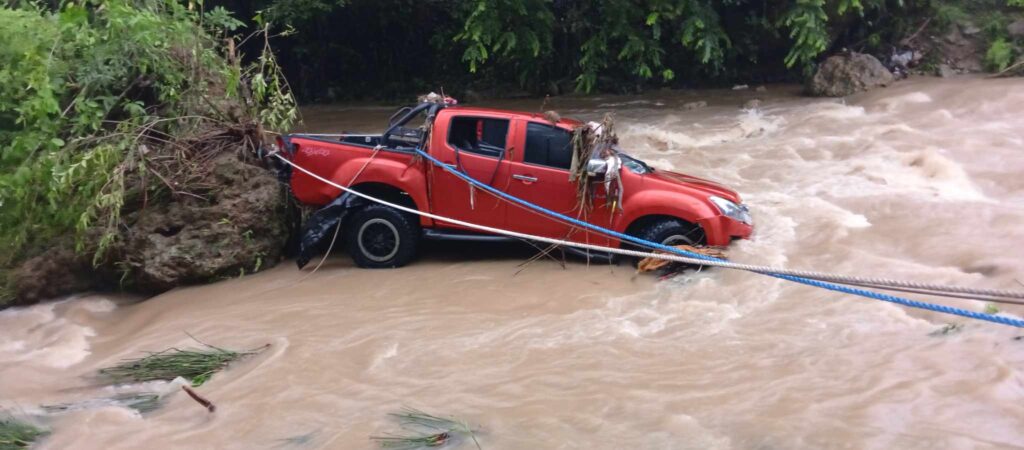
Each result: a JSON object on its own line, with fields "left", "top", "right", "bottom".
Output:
{"left": 698, "top": 215, "right": 753, "bottom": 246}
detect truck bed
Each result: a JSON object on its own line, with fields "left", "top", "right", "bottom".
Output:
{"left": 286, "top": 134, "right": 429, "bottom": 219}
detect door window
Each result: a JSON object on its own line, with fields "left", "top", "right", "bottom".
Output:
{"left": 447, "top": 117, "right": 509, "bottom": 158}
{"left": 523, "top": 122, "right": 573, "bottom": 169}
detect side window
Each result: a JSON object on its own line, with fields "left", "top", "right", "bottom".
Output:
{"left": 524, "top": 122, "right": 572, "bottom": 169}
{"left": 447, "top": 117, "right": 509, "bottom": 158}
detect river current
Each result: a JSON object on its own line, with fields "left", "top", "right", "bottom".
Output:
{"left": 2, "top": 77, "right": 1024, "bottom": 449}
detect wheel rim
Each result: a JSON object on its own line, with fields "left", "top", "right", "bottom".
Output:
{"left": 661, "top": 234, "right": 694, "bottom": 246}
{"left": 358, "top": 218, "right": 400, "bottom": 262}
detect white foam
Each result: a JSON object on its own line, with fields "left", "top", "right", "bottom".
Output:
{"left": 0, "top": 297, "right": 115, "bottom": 369}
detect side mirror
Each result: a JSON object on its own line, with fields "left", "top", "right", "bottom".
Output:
{"left": 586, "top": 158, "right": 608, "bottom": 177}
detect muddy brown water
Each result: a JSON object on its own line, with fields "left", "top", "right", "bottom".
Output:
{"left": 3, "top": 77, "right": 1024, "bottom": 449}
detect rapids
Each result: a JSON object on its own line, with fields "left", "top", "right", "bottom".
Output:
{"left": 3, "top": 77, "right": 1024, "bottom": 449}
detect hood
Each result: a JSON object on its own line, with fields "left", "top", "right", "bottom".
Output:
{"left": 644, "top": 170, "right": 743, "bottom": 204}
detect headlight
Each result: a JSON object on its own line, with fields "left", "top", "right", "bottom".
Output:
{"left": 709, "top": 196, "right": 752, "bottom": 225}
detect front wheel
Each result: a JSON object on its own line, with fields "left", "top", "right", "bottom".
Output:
{"left": 633, "top": 219, "right": 705, "bottom": 248}
{"left": 627, "top": 218, "right": 705, "bottom": 266}
{"left": 345, "top": 204, "right": 420, "bottom": 268}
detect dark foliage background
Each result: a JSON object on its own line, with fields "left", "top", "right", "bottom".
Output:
{"left": 206, "top": 0, "right": 1023, "bottom": 101}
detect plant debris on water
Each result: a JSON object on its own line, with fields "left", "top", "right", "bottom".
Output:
{"left": 929, "top": 323, "right": 964, "bottom": 336}
{"left": 99, "top": 337, "right": 267, "bottom": 387}
{"left": 0, "top": 417, "right": 46, "bottom": 450}
{"left": 41, "top": 393, "right": 162, "bottom": 415}
{"left": 370, "top": 408, "right": 481, "bottom": 449}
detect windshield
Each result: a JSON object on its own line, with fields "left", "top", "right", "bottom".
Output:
{"left": 617, "top": 151, "right": 652, "bottom": 174}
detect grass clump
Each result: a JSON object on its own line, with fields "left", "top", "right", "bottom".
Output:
{"left": 985, "top": 37, "right": 1015, "bottom": 72}
{"left": 0, "top": 418, "right": 46, "bottom": 450}
{"left": 371, "top": 408, "right": 481, "bottom": 449}
{"left": 99, "top": 340, "right": 266, "bottom": 387}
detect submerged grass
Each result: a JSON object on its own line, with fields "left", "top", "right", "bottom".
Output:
{"left": 41, "top": 393, "right": 162, "bottom": 415}
{"left": 99, "top": 338, "right": 266, "bottom": 387}
{"left": 370, "top": 408, "right": 481, "bottom": 449}
{"left": 0, "top": 418, "right": 46, "bottom": 450}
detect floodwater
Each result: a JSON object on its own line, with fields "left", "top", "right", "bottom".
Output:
{"left": 4, "top": 77, "right": 1024, "bottom": 449}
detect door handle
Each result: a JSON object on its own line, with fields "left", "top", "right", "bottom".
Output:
{"left": 512, "top": 174, "right": 538, "bottom": 183}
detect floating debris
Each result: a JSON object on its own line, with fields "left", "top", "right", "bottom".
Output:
{"left": 181, "top": 386, "right": 216, "bottom": 413}
{"left": 274, "top": 431, "right": 319, "bottom": 448}
{"left": 0, "top": 417, "right": 46, "bottom": 450}
{"left": 682, "top": 101, "right": 707, "bottom": 110}
{"left": 929, "top": 323, "right": 964, "bottom": 336}
{"left": 99, "top": 338, "right": 267, "bottom": 387}
{"left": 41, "top": 393, "right": 162, "bottom": 415}
{"left": 637, "top": 245, "right": 728, "bottom": 277}
{"left": 370, "top": 408, "right": 480, "bottom": 449}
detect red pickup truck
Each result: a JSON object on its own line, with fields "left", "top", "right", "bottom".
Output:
{"left": 278, "top": 101, "right": 752, "bottom": 268}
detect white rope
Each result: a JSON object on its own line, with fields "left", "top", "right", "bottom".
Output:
{"left": 275, "top": 154, "right": 1024, "bottom": 303}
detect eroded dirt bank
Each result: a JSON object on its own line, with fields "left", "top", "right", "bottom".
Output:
{"left": 3, "top": 77, "right": 1024, "bottom": 449}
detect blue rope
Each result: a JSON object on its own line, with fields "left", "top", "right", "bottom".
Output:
{"left": 414, "top": 148, "right": 1024, "bottom": 328}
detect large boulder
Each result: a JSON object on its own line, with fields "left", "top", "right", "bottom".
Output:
{"left": 9, "top": 246, "right": 105, "bottom": 306}
{"left": 121, "top": 152, "right": 289, "bottom": 292}
{"left": 1008, "top": 19, "right": 1024, "bottom": 38}
{"left": 807, "top": 52, "right": 895, "bottom": 97}
{"left": 9, "top": 151, "right": 289, "bottom": 302}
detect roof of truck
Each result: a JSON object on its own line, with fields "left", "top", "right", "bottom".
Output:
{"left": 443, "top": 106, "right": 582, "bottom": 128}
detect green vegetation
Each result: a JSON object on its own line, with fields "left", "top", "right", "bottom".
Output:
{"left": 0, "top": 1, "right": 296, "bottom": 305}
{"left": 371, "top": 408, "right": 481, "bottom": 450}
{"left": 200, "top": 0, "right": 1024, "bottom": 100}
{"left": 985, "top": 37, "right": 1015, "bottom": 71}
{"left": 208, "top": 0, "right": 916, "bottom": 99}
{"left": 0, "top": 418, "right": 46, "bottom": 450}
{"left": 99, "top": 341, "right": 266, "bottom": 387}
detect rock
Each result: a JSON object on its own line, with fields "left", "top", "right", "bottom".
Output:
{"left": 682, "top": 101, "right": 707, "bottom": 110}
{"left": 742, "top": 99, "right": 762, "bottom": 109}
{"left": 755, "top": 85, "right": 767, "bottom": 92}
{"left": 731, "top": 84, "right": 749, "bottom": 90}
{"left": 123, "top": 152, "right": 288, "bottom": 293}
{"left": 806, "top": 52, "right": 895, "bottom": 97}
{"left": 937, "top": 64, "right": 956, "bottom": 78}
{"left": 462, "top": 89, "right": 483, "bottom": 103}
{"left": 9, "top": 246, "right": 103, "bottom": 306}
{"left": 9, "top": 151, "right": 289, "bottom": 302}
{"left": 1009, "top": 19, "right": 1024, "bottom": 38}
{"left": 939, "top": 23, "right": 984, "bottom": 72}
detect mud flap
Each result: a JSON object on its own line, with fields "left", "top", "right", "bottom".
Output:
{"left": 296, "top": 193, "right": 367, "bottom": 269}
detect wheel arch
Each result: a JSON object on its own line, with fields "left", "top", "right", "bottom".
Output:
{"left": 349, "top": 182, "right": 430, "bottom": 226}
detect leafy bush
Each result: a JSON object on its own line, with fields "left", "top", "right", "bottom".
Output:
{"left": 985, "top": 37, "right": 1015, "bottom": 71}
{"left": 0, "top": 1, "right": 295, "bottom": 281}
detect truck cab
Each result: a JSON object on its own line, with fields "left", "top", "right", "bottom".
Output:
{"left": 281, "top": 102, "right": 753, "bottom": 268}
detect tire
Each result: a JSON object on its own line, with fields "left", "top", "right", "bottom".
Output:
{"left": 633, "top": 219, "right": 705, "bottom": 247}
{"left": 628, "top": 218, "right": 705, "bottom": 265}
{"left": 345, "top": 204, "right": 420, "bottom": 268}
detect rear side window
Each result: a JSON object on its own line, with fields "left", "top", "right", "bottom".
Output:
{"left": 447, "top": 117, "right": 509, "bottom": 158}
{"left": 524, "top": 122, "right": 572, "bottom": 169}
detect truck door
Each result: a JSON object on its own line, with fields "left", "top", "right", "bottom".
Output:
{"left": 428, "top": 114, "right": 511, "bottom": 231}
{"left": 504, "top": 120, "right": 613, "bottom": 246}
